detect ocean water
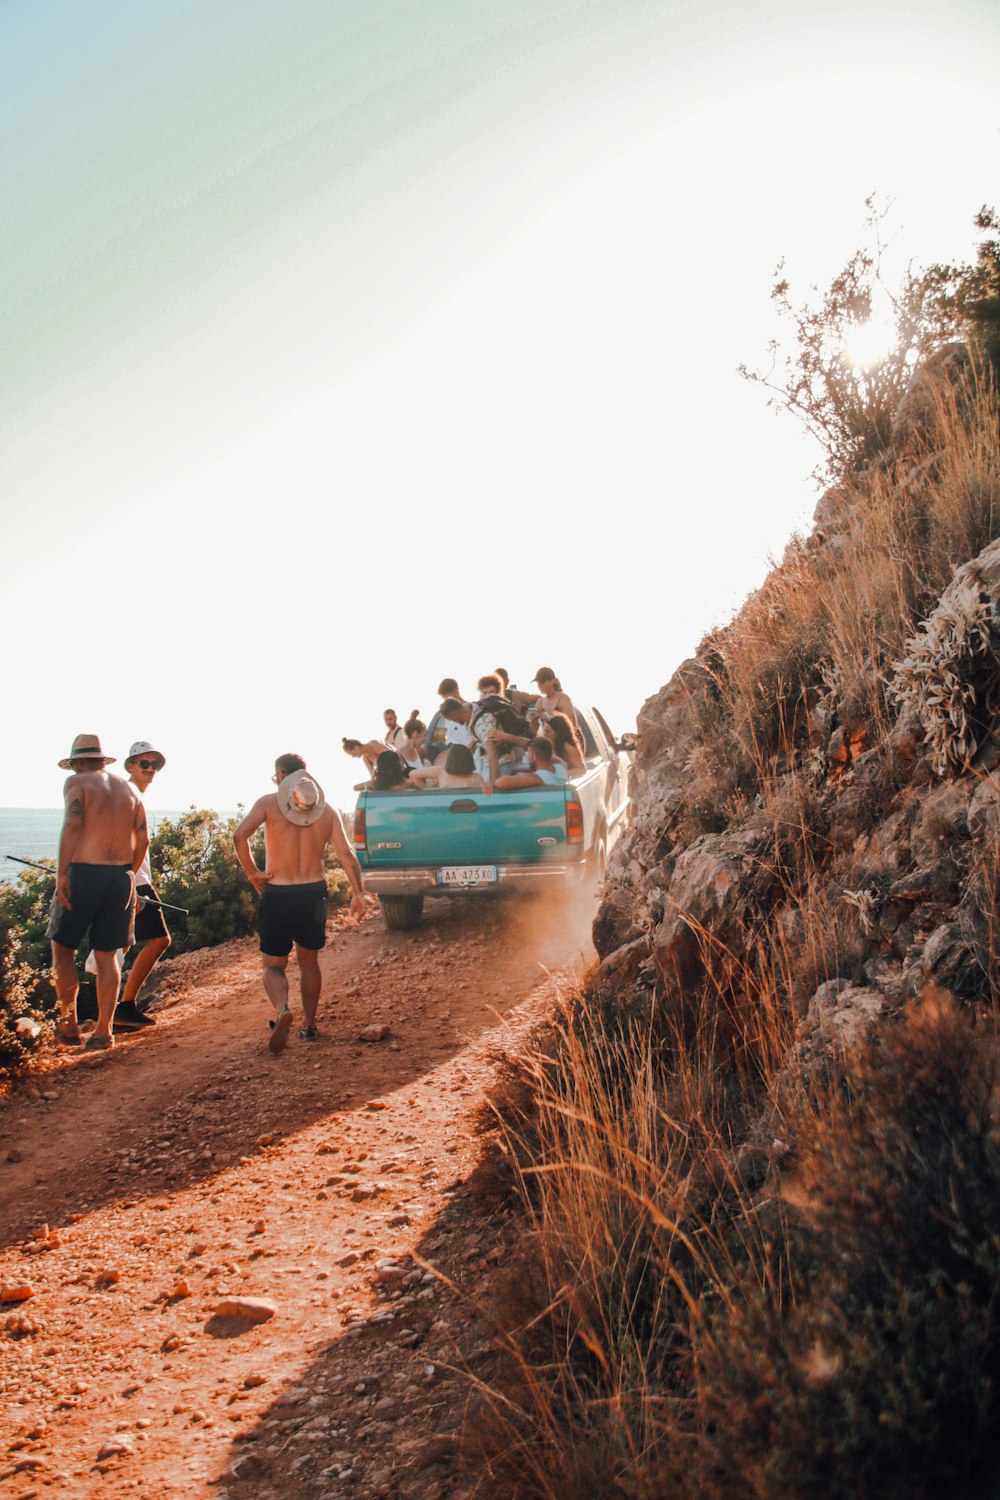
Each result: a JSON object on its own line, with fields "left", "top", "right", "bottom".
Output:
{"left": 0, "top": 809, "right": 232, "bottom": 884}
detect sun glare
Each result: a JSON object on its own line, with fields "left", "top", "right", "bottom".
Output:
{"left": 844, "top": 318, "right": 897, "bottom": 369}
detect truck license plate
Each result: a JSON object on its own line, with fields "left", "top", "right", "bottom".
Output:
{"left": 437, "top": 865, "right": 497, "bottom": 886}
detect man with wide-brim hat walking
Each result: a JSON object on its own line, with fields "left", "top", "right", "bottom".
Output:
{"left": 48, "top": 734, "right": 148, "bottom": 1051}
{"left": 233, "top": 752, "right": 367, "bottom": 1054}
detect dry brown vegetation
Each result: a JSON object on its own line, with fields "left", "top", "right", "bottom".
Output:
{"left": 465, "top": 360, "right": 1000, "bottom": 1497}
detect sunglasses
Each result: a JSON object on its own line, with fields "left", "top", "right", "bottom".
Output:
{"left": 137, "top": 760, "right": 159, "bottom": 771}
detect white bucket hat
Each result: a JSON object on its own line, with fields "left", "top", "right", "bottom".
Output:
{"left": 277, "top": 770, "right": 326, "bottom": 827}
{"left": 126, "top": 740, "right": 166, "bottom": 770}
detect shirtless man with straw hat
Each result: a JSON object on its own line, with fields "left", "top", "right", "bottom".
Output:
{"left": 48, "top": 733, "right": 148, "bottom": 1051}
{"left": 233, "top": 753, "right": 367, "bottom": 1054}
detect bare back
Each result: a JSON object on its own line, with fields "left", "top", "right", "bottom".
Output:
{"left": 262, "top": 797, "right": 337, "bottom": 885}
{"left": 62, "top": 770, "right": 144, "bottom": 865}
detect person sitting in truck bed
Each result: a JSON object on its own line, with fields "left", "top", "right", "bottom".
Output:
{"left": 493, "top": 736, "right": 565, "bottom": 791}
{"left": 343, "top": 737, "right": 390, "bottom": 787}
{"left": 398, "top": 716, "right": 430, "bottom": 771}
{"left": 541, "top": 711, "right": 586, "bottom": 776}
{"left": 373, "top": 750, "right": 414, "bottom": 791}
{"left": 408, "top": 743, "right": 488, "bottom": 792}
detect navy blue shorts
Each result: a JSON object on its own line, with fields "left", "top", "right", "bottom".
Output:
{"left": 258, "top": 880, "right": 327, "bottom": 957}
{"left": 134, "top": 884, "right": 169, "bottom": 942}
{"left": 48, "top": 864, "right": 133, "bottom": 953}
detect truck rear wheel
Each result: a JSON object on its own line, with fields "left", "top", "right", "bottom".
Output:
{"left": 380, "top": 895, "right": 424, "bottom": 931}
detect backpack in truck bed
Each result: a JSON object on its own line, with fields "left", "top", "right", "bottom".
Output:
{"left": 471, "top": 695, "right": 532, "bottom": 741}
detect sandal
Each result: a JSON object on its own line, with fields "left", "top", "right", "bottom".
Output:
{"left": 298, "top": 1025, "right": 318, "bottom": 1042}
{"left": 55, "top": 1021, "right": 83, "bottom": 1048}
{"left": 268, "top": 1006, "right": 292, "bottom": 1056}
{"left": 84, "top": 1034, "right": 114, "bottom": 1051}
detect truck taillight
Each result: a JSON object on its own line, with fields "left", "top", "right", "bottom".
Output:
{"left": 354, "top": 807, "right": 367, "bottom": 851}
{"left": 566, "top": 795, "right": 584, "bottom": 844}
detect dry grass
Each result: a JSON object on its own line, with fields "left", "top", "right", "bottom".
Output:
{"left": 697, "top": 365, "right": 1000, "bottom": 803}
{"left": 464, "top": 360, "right": 1000, "bottom": 1499}
{"left": 469, "top": 972, "right": 1000, "bottom": 1499}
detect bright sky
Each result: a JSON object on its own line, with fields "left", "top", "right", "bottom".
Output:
{"left": 2, "top": 0, "right": 998, "bottom": 814}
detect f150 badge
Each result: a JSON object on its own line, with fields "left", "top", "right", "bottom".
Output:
{"left": 377, "top": 841, "right": 402, "bottom": 850}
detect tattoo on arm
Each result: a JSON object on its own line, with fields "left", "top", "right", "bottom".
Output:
{"left": 67, "top": 797, "right": 83, "bottom": 820}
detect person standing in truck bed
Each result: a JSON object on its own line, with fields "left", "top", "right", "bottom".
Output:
{"left": 527, "top": 668, "right": 578, "bottom": 731}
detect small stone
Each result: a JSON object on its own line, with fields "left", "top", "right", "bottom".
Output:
{"left": 243, "top": 1373, "right": 267, "bottom": 1388}
{"left": 4, "top": 1311, "right": 38, "bottom": 1336}
{"left": 1, "top": 1283, "right": 35, "bottom": 1304}
{"left": 172, "top": 1280, "right": 191, "bottom": 1298}
{"left": 95, "top": 1268, "right": 120, "bottom": 1286}
{"left": 6, "top": 1149, "right": 24, "bottom": 1163}
{"left": 337, "top": 1252, "right": 359, "bottom": 1268}
{"left": 97, "top": 1434, "right": 134, "bottom": 1459}
{"left": 365, "top": 1100, "right": 388, "bottom": 1111}
{"left": 357, "top": 1024, "right": 390, "bottom": 1043}
{"left": 214, "top": 1296, "right": 277, "bottom": 1323}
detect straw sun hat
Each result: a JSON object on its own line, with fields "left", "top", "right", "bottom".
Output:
{"left": 58, "top": 733, "right": 115, "bottom": 770}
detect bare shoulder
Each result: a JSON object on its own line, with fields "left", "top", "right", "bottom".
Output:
{"left": 236, "top": 793, "right": 275, "bottom": 832}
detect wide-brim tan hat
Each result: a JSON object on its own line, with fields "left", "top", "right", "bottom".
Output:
{"left": 125, "top": 740, "right": 166, "bottom": 770}
{"left": 277, "top": 770, "right": 326, "bottom": 827}
{"left": 59, "top": 733, "right": 115, "bottom": 770}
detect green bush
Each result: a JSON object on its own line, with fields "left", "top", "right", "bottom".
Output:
{"left": 150, "top": 808, "right": 261, "bottom": 953}
{"left": 149, "top": 807, "right": 353, "bottom": 953}
{"left": 0, "top": 897, "right": 48, "bottom": 1073}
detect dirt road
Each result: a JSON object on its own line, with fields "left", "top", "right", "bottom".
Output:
{"left": 0, "top": 888, "right": 595, "bottom": 1499}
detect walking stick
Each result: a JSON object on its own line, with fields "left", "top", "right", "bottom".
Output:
{"left": 5, "top": 856, "right": 190, "bottom": 914}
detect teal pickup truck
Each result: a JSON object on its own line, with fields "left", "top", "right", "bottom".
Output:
{"left": 354, "top": 706, "right": 633, "bottom": 930}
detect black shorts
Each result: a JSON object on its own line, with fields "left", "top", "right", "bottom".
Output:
{"left": 134, "top": 884, "right": 169, "bottom": 942}
{"left": 258, "top": 881, "right": 327, "bottom": 957}
{"left": 47, "top": 864, "right": 133, "bottom": 953}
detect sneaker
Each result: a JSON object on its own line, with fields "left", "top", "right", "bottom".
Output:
{"left": 298, "top": 1025, "right": 318, "bottom": 1042}
{"left": 113, "top": 1002, "right": 156, "bottom": 1032}
{"left": 268, "top": 1006, "right": 293, "bottom": 1055}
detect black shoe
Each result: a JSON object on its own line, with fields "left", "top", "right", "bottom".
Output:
{"left": 113, "top": 1001, "right": 156, "bottom": 1032}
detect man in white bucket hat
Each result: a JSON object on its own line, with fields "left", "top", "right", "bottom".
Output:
{"left": 233, "top": 753, "right": 367, "bottom": 1054}
{"left": 112, "top": 741, "right": 170, "bottom": 1032}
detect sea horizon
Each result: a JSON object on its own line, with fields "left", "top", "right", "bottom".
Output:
{"left": 0, "top": 807, "right": 237, "bottom": 884}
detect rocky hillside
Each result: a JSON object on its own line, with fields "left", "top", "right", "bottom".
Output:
{"left": 597, "top": 343, "right": 1000, "bottom": 1047}
{"left": 477, "top": 347, "right": 1000, "bottom": 1499}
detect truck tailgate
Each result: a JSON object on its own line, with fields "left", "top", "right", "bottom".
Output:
{"left": 359, "top": 788, "right": 571, "bottom": 868}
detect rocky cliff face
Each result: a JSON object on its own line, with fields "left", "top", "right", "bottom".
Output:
{"left": 594, "top": 344, "right": 1000, "bottom": 1053}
